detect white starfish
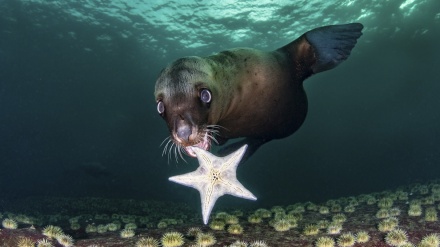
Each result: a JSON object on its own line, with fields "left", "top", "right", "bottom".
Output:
{"left": 169, "top": 144, "right": 257, "bottom": 224}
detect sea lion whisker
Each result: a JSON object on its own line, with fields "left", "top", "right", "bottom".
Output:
{"left": 206, "top": 124, "right": 219, "bottom": 130}
{"left": 167, "top": 142, "right": 175, "bottom": 164}
{"left": 173, "top": 144, "right": 179, "bottom": 163}
{"left": 160, "top": 136, "right": 171, "bottom": 147}
{"left": 177, "top": 145, "right": 187, "bottom": 163}
{"left": 162, "top": 138, "right": 170, "bottom": 155}
{"left": 162, "top": 138, "right": 173, "bottom": 157}
{"left": 207, "top": 128, "right": 219, "bottom": 135}
{"left": 206, "top": 132, "right": 219, "bottom": 144}
{"left": 207, "top": 124, "right": 227, "bottom": 131}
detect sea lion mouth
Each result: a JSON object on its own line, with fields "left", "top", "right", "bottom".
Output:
{"left": 161, "top": 125, "right": 221, "bottom": 162}
{"left": 183, "top": 133, "right": 211, "bottom": 157}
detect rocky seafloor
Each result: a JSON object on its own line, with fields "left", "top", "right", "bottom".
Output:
{"left": 1, "top": 180, "right": 440, "bottom": 247}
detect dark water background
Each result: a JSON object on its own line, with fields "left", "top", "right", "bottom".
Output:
{"left": 1, "top": 0, "right": 440, "bottom": 210}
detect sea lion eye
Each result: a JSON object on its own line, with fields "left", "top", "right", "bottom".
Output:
{"left": 200, "top": 89, "right": 212, "bottom": 104}
{"left": 157, "top": 101, "right": 165, "bottom": 114}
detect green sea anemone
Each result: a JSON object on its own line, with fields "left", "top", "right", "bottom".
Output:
{"left": 422, "top": 196, "right": 435, "bottom": 205}
{"left": 385, "top": 228, "right": 408, "bottom": 247}
{"left": 70, "top": 222, "right": 80, "bottom": 230}
{"left": 42, "top": 225, "right": 64, "bottom": 239}
{"left": 2, "top": 218, "right": 18, "bottom": 229}
{"left": 399, "top": 243, "right": 415, "bottom": 247}
{"left": 289, "top": 205, "right": 306, "bottom": 213}
{"left": 196, "top": 232, "right": 216, "bottom": 246}
{"left": 330, "top": 204, "right": 342, "bottom": 212}
{"left": 161, "top": 232, "right": 184, "bottom": 247}
{"left": 107, "top": 222, "right": 120, "bottom": 231}
{"left": 136, "top": 237, "right": 159, "bottom": 247}
{"left": 337, "top": 232, "right": 356, "bottom": 247}
{"left": 186, "top": 227, "right": 202, "bottom": 237}
{"left": 214, "top": 211, "right": 229, "bottom": 220}
{"left": 273, "top": 211, "right": 287, "bottom": 221}
{"left": 273, "top": 219, "right": 290, "bottom": 232}
{"left": 56, "top": 234, "right": 74, "bottom": 247}
{"left": 317, "top": 220, "right": 330, "bottom": 229}
{"left": 125, "top": 222, "right": 138, "bottom": 230}
{"left": 209, "top": 219, "right": 225, "bottom": 230}
{"left": 157, "top": 221, "right": 168, "bottom": 229}
{"left": 356, "top": 231, "right": 370, "bottom": 243}
{"left": 303, "top": 224, "right": 319, "bottom": 236}
{"left": 97, "top": 224, "right": 108, "bottom": 233}
{"left": 319, "top": 206, "right": 330, "bottom": 214}
{"left": 327, "top": 222, "right": 342, "bottom": 234}
{"left": 139, "top": 216, "right": 149, "bottom": 224}
{"left": 425, "top": 207, "right": 438, "bottom": 222}
{"left": 366, "top": 196, "right": 377, "bottom": 205}
{"left": 36, "top": 239, "right": 54, "bottom": 247}
{"left": 232, "top": 210, "right": 244, "bottom": 217}
{"left": 378, "top": 218, "right": 397, "bottom": 232}
{"left": 229, "top": 240, "right": 248, "bottom": 247}
{"left": 378, "top": 197, "right": 394, "bottom": 208}
{"left": 315, "top": 236, "right": 335, "bottom": 247}
{"left": 419, "top": 233, "right": 440, "bottom": 247}
{"left": 85, "top": 224, "right": 97, "bottom": 233}
{"left": 344, "top": 205, "right": 356, "bottom": 213}
{"left": 225, "top": 214, "right": 239, "bottom": 224}
{"left": 248, "top": 214, "right": 262, "bottom": 224}
{"left": 287, "top": 212, "right": 303, "bottom": 221}
{"left": 376, "top": 208, "right": 390, "bottom": 219}
{"left": 408, "top": 204, "right": 422, "bottom": 216}
{"left": 280, "top": 217, "right": 295, "bottom": 228}
{"left": 332, "top": 213, "right": 347, "bottom": 223}
{"left": 249, "top": 240, "right": 269, "bottom": 247}
{"left": 227, "top": 224, "right": 243, "bottom": 234}
{"left": 271, "top": 206, "right": 285, "bottom": 213}
{"left": 16, "top": 237, "right": 35, "bottom": 247}
{"left": 389, "top": 207, "right": 401, "bottom": 216}
{"left": 120, "top": 229, "right": 135, "bottom": 238}
{"left": 255, "top": 208, "right": 272, "bottom": 218}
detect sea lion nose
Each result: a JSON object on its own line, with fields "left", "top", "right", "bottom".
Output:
{"left": 177, "top": 124, "right": 192, "bottom": 142}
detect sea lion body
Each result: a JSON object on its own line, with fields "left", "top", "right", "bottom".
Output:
{"left": 155, "top": 23, "right": 363, "bottom": 160}
{"left": 205, "top": 48, "right": 307, "bottom": 140}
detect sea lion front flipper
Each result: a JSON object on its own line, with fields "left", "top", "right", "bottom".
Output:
{"left": 217, "top": 138, "right": 269, "bottom": 164}
{"left": 278, "top": 23, "right": 363, "bottom": 80}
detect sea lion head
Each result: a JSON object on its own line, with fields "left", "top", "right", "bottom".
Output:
{"left": 154, "top": 57, "right": 220, "bottom": 158}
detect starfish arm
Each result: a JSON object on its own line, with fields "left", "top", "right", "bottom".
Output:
{"left": 200, "top": 183, "right": 224, "bottom": 224}
{"left": 194, "top": 148, "right": 218, "bottom": 169}
{"left": 169, "top": 172, "right": 204, "bottom": 190}
{"left": 222, "top": 179, "right": 257, "bottom": 201}
{"left": 220, "top": 144, "right": 248, "bottom": 172}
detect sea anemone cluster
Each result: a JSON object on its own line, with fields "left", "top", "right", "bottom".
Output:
{"left": 2, "top": 179, "right": 440, "bottom": 246}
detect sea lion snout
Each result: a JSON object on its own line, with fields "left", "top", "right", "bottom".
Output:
{"left": 173, "top": 123, "right": 210, "bottom": 158}
{"left": 175, "top": 121, "right": 196, "bottom": 143}
{"left": 172, "top": 116, "right": 210, "bottom": 157}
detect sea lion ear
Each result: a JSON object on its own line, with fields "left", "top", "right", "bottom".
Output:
{"left": 305, "top": 23, "right": 364, "bottom": 73}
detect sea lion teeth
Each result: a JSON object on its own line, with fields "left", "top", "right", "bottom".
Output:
{"left": 184, "top": 133, "right": 211, "bottom": 157}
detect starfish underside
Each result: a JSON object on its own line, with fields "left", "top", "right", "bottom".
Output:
{"left": 169, "top": 144, "right": 257, "bottom": 224}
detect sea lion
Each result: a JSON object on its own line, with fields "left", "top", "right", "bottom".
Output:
{"left": 154, "top": 23, "right": 363, "bottom": 161}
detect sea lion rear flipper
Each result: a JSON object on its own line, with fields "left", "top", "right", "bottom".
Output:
{"left": 306, "top": 23, "right": 364, "bottom": 73}
{"left": 217, "top": 138, "right": 268, "bottom": 164}
{"left": 278, "top": 23, "right": 363, "bottom": 79}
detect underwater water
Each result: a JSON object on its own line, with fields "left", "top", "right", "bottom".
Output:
{"left": 1, "top": 0, "right": 440, "bottom": 246}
